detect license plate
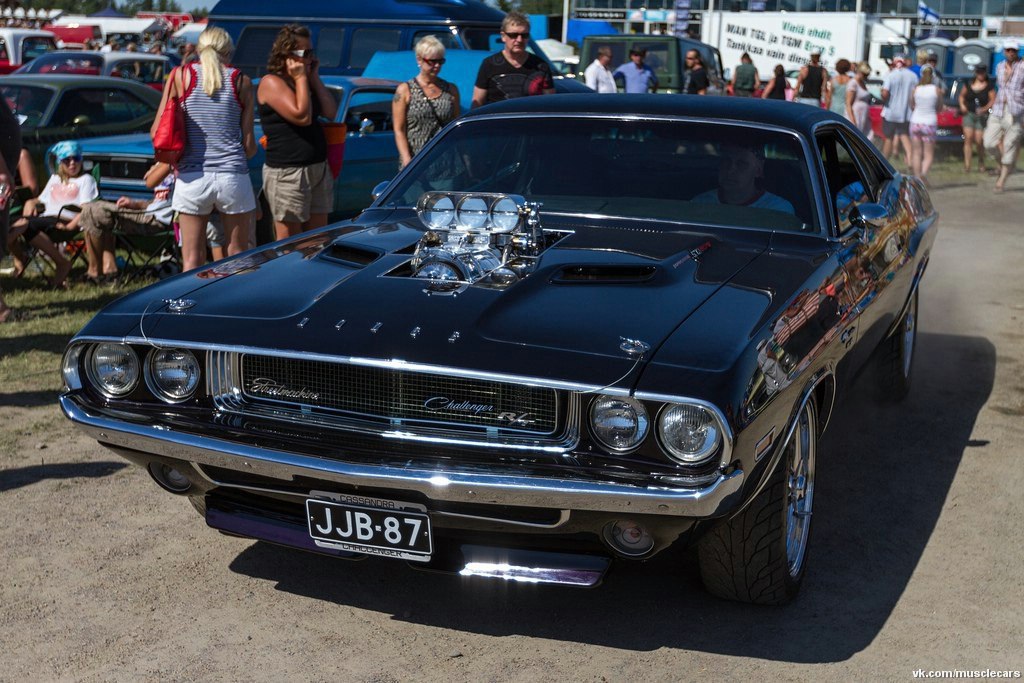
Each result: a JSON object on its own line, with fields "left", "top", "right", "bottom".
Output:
{"left": 306, "top": 493, "right": 432, "bottom": 562}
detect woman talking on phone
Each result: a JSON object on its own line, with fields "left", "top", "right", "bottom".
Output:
{"left": 258, "top": 24, "right": 338, "bottom": 240}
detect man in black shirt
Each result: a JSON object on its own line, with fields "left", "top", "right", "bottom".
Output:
{"left": 471, "top": 11, "right": 554, "bottom": 108}
{"left": 683, "top": 50, "right": 709, "bottom": 95}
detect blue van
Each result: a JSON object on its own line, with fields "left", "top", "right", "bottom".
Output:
{"left": 210, "top": 0, "right": 511, "bottom": 78}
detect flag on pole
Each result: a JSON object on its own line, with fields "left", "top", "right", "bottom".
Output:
{"left": 917, "top": 1, "right": 940, "bottom": 25}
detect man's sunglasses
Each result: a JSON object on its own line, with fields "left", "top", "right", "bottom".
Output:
{"left": 422, "top": 57, "right": 446, "bottom": 65}
{"left": 502, "top": 31, "right": 530, "bottom": 40}
{"left": 291, "top": 49, "right": 315, "bottom": 59}
{"left": 60, "top": 156, "right": 83, "bottom": 164}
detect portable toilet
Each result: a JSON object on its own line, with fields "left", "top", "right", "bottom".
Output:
{"left": 915, "top": 37, "right": 955, "bottom": 74}
{"left": 953, "top": 39, "right": 995, "bottom": 76}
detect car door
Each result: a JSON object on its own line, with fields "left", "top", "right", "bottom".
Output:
{"left": 335, "top": 86, "right": 400, "bottom": 217}
{"left": 815, "top": 124, "right": 904, "bottom": 371}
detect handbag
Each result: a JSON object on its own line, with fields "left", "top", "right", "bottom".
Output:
{"left": 153, "top": 65, "right": 196, "bottom": 165}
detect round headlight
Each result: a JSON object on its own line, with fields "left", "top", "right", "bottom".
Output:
{"left": 421, "top": 194, "right": 455, "bottom": 230}
{"left": 455, "top": 195, "right": 488, "bottom": 231}
{"left": 86, "top": 343, "right": 140, "bottom": 398}
{"left": 590, "top": 395, "right": 649, "bottom": 452}
{"left": 147, "top": 348, "right": 200, "bottom": 402}
{"left": 489, "top": 196, "right": 520, "bottom": 232}
{"left": 658, "top": 403, "right": 722, "bottom": 464}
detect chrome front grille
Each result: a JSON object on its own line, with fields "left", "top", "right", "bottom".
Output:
{"left": 208, "top": 352, "right": 578, "bottom": 451}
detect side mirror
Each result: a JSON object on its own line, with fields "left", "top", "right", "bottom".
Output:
{"left": 371, "top": 181, "right": 390, "bottom": 201}
{"left": 72, "top": 115, "right": 91, "bottom": 127}
{"left": 359, "top": 117, "right": 375, "bottom": 136}
{"left": 852, "top": 202, "right": 888, "bottom": 230}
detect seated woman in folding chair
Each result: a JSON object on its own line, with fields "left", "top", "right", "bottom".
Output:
{"left": 8, "top": 140, "right": 97, "bottom": 288}
{"left": 77, "top": 161, "right": 174, "bottom": 283}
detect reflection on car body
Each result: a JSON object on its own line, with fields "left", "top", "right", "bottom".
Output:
{"left": 60, "top": 95, "right": 937, "bottom": 605}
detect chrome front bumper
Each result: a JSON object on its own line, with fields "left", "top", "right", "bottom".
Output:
{"left": 61, "top": 394, "right": 745, "bottom": 518}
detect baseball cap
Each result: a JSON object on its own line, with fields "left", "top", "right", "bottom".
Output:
{"left": 1004, "top": 39, "right": 1020, "bottom": 51}
{"left": 629, "top": 47, "right": 647, "bottom": 56}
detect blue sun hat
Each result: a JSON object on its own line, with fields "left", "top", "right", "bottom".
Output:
{"left": 52, "top": 140, "right": 83, "bottom": 162}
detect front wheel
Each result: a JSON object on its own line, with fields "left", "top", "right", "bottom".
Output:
{"left": 697, "top": 398, "right": 818, "bottom": 605}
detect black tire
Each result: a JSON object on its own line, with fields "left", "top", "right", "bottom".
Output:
{"left": 697, "top": 398, "right": 817, "bottom": 605}
{"left": 877, "top": 288, "right": 918, "bottom": 402}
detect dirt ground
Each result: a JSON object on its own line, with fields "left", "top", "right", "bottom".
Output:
{"left": 1, "top": 176, "right": 1023, "bottom": 682}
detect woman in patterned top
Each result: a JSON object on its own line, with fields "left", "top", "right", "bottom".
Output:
{"left": 392, "top": 35, "right": 458, "bottom": 170}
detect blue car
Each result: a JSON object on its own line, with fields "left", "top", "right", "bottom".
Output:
{"left": 71, "top": 75, "right": 402, "bottom": 242}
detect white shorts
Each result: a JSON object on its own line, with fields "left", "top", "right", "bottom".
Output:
{"left": 172, "top": 170, "right": 256, "bottom": 216}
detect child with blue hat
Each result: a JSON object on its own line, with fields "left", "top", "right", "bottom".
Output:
{"left": 8, "top": 139, "right": 99, "bottom": 287}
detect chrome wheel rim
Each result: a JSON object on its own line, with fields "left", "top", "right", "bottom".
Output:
{"left": 785, "top": 402, "right": 816, "bottom": 578}
{"left": 902, "top": 293, "right": 917, "bottom": 379}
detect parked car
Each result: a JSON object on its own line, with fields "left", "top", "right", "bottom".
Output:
{"left": 60, "top": 96, "right": 936, "bottom": 604}
{"left": 0, "top": 74, "right": 161, "bottom": 181}
{"left": 15, "top": 51, "right": 171, "bottom": 91}
{"left": 0, "top": 28, "right": 57, "bottom": 74}
{"left": 867, "top": 78, "right": 963, "bottom": 144}
{"left": 578, "top": 34, "right": 725, "bottom": 94}
{"left": 73, "top": 76, "right": 401, "bottom": 237}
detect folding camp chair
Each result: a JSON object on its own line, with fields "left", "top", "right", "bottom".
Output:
{"left": 115, "top": 224, "right": 181, "bottom": 285}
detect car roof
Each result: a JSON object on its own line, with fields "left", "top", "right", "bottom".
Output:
{"left": 27, "top": 51, "right": 168, "bottom": 62}
{"left": 0, "top": 73, "right": 154, "bottom": 87}
{"left": 463, "top": 94, "right": 848, "bottom": 136}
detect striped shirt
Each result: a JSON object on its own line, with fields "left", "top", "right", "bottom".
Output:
{"left": 178, "top": 63, "right": 248, "bottom": 174}
{"left": 991, "top": 58, "right": 1024, "bottom": 119}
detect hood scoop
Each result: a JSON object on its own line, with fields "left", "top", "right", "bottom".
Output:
{"left": 321, "top": 243, "right": 384, "bottom": 268}
{"left": 551, "top": 264, "right": 658, "bottom": 284}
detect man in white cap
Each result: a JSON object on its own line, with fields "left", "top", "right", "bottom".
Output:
{"left": 881, "top": 54, "right": 918, "bottom": 169}
{"left": 984, "top": 39, "right": 1024, "bottom": 192}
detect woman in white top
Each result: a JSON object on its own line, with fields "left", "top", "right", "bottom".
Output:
{"left": 909, "top": 66, "right": 942, "bottom": 182}
{"left": 845, "top": 62, "right": 874, "bottom": 139}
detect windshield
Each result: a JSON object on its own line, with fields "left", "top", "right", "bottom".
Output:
{"left": 382, "top": 117, "right": 817, "bottom": 232}
{"left": 0, "top": 84, "right": 52, "bottom": 126}
{"left": 22, "top": 53, "right": 103, "bottom": 75}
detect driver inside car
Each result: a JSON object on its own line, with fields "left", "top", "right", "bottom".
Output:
{"left": 692, "top": 144, "right": 795, "bottom": 215}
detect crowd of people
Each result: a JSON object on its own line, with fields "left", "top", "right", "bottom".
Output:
{"left": 1, "top": 9, "right": 1022, "bottom": 322}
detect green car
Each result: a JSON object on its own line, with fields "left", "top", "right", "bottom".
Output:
{"left": 0, "top": 74, "right": 162, "bottom": 181}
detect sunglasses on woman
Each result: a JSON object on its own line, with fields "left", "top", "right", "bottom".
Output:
{"left": 291, "top": 49, "right": 315, "bottom": 59}
{"left": 60, "top": 156, "right": 83, "bottom": 165}
{"left": 422, "top": 57, "right": 446, "bottom": 66}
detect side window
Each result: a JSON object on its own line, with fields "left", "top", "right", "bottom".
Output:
{"left": 460, "top": 28, "right": 497, "bottom": 51}
{"left": 22, "top": 38, "right": 55, "bottom": 62}
{"left": 233, "top": 26, "right": 283, "bottom": 78}
{"left": 817, "top": 130, "right": 872, "bottom": 232}
{"left": 348, "top": 29, "right": 401, "bottom": 70}
{"left": 318, "top": 27, "right": 346, "bottom": 69}
{"left": 344, "top": 89, "right": 396, "bottom": 133}
{"left": 412, "top": 30, "right": 459, "bottom": 51}
{"left": 52, "top": 88, "right": 149, "bottom": 127}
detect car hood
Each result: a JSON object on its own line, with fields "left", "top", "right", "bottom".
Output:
{"left": 83, "top": 212, "right": 771, "bottom": 387}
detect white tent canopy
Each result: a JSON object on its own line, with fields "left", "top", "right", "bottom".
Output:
{"left": 52, "top": 15, "right": 164, "bottom": 37}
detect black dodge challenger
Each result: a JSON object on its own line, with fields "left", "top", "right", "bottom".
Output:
{"left": 60, "top": 95, "right": 936, "bottom": 604}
